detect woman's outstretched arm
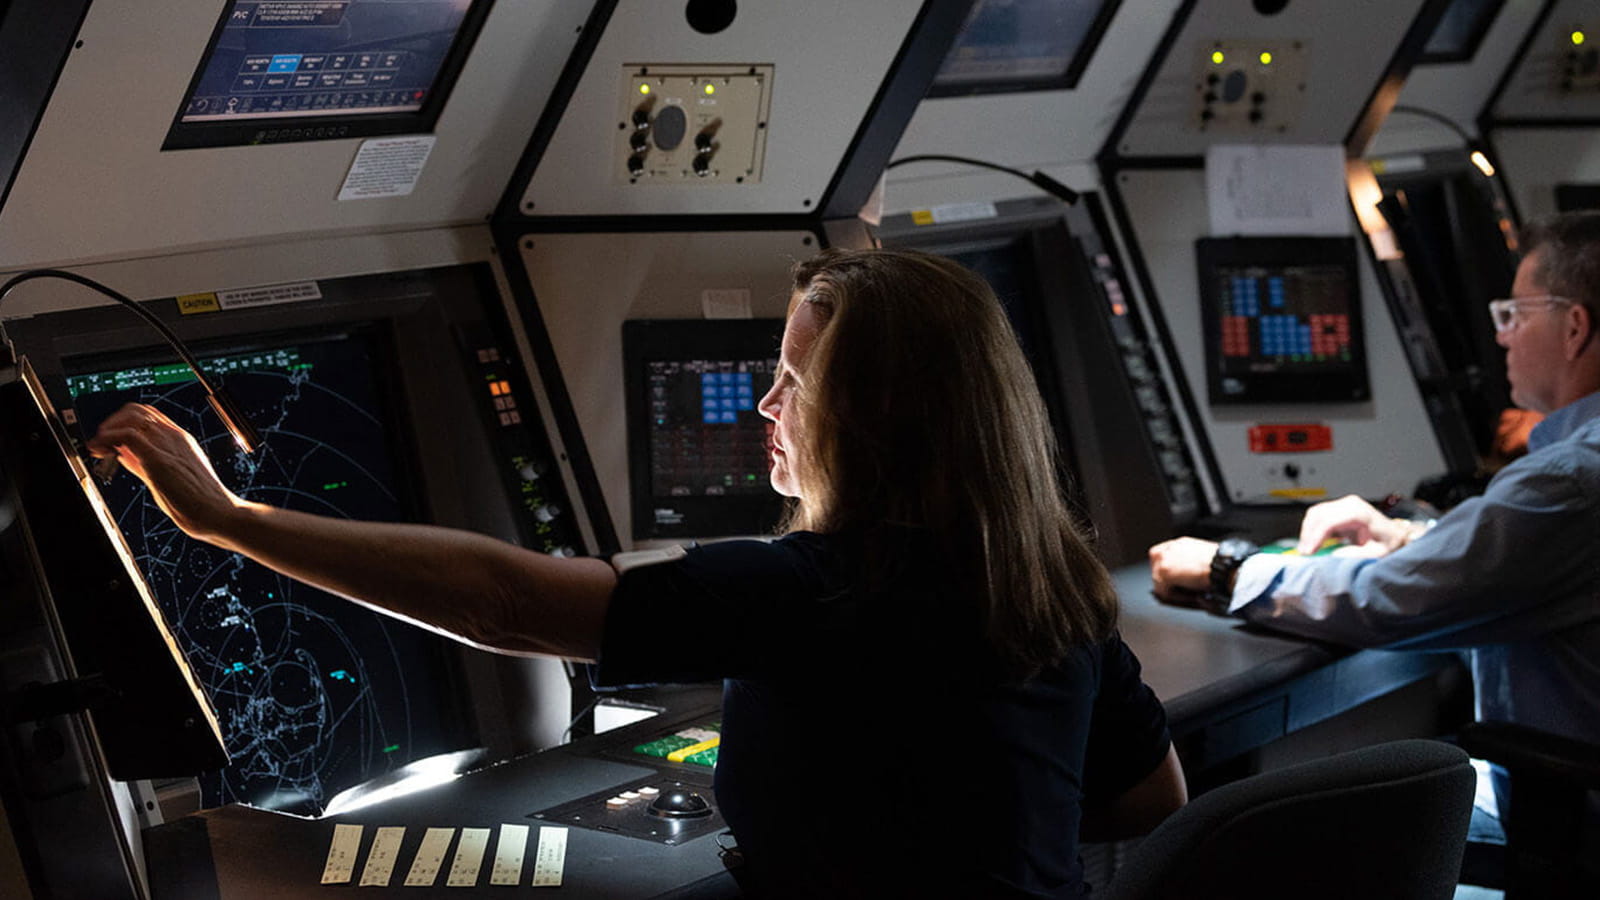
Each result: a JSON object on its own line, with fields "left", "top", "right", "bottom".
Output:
{"left": 88, "top": 402, "right": 615, "bottom": 660}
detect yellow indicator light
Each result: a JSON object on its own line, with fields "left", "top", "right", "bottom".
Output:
{"left": 1574, "top": 30, "right": 1587, "bottom": 46}
{"left": 1471, "top": 150, "right": 1496, "bottom": 178}
{"left": 1259, "top": 51, "right": 1273, "bottom": 65}
{"left": 703, "top": 83, "right": 716, "bottom": 96}
{"left": 1211, "top": 50, "right": 1225, "bottom": 65}
{"left": 638, "top": 83, "right": 651, "bottom": 95}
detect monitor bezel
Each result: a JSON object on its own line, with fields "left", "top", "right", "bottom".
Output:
{"left": 1417, "top": 0, "right": 1504, "bottom": 65}
{"left": 161, "top": 0, "right": 498, "bottom": 151}
{"left": 0, "top": 358, "right": 230, "bottom": 781}
{"left": 56, "top": 323, "right": 485, "bottom": 812}
{"left": 622, "top": 318, "right": 786, "bottom": 543}
{"left": 1194, "top": 235, "right": 1372, "bottom": 406}
{"left": 926, "top": 0, "right": 1122, "bottom": 98}
{"left": 2, "top": 268, "right": 559, "bottom": 812}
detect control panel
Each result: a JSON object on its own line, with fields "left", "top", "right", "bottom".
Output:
{"left": 616, "top": 64, "right": 774, "bottom": 184}
{"left": 531, "top": 714, "right": 725, "bottom": 846}
{"left": 1085, "top": 245, "right": 1203, "bottom": 521}
{"left": 1559, "top": 24, "right": 1599, "bottom": 93}
{"left": 457, "top": 323, "right": 583, "bottom": 557}
{"left": 1193, "top": 39, "right": 1306, "bottom": 133}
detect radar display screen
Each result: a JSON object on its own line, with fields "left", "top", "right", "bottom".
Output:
{"left": 1196, "top": 237, "right": 1370, "bottom": 404}
{"left": 165, "top": 0, "right": 491, "bottom": 148}
{"left": 66, "top": 331, "right": 472, "bottom": 815}
{"left": 624, "top": 319, "right": 784, "bottom": 540}
{"left": 931, "top": 0, "right": 1120, "bottom": 96}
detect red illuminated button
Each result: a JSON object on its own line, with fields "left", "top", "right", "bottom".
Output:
{"left": 1249, "top": 423, "right": 1332, "bottom": 453}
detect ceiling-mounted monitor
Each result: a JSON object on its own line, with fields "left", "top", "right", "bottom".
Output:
{"left": 928, "top": 0, "right": 1120, "bottom": 97}
{"left": 163, "top": 0, "right": 495, "bottom": 150}
{"left": 1419, "top": 0, "right": 1503, "bottom": 64}
{"left": 1196, "top": 236, "right": 1371, "bottom": 405}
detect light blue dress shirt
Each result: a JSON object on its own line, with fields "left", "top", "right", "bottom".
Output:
{"left": 1230, "top": 390, "right": 1600, "bottom": 746}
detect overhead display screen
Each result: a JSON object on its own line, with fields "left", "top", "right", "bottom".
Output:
{"left": 164, "top": 0, "right": 492, "bottom": 149}
{"left": 66, "top": 332, "right": 473, "bottom": 815}
{"left": 931, "top": 0, "right": 1119, "bottom": 96}
{"left": 1196, "top": 237, "right": 1371, "bottom": 405}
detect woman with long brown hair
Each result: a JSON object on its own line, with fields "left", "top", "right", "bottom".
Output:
{"left": 91, "top": 248, "right": 1184, "bottom": 897}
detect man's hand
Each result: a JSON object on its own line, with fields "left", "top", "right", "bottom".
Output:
{"left": 86, "top": 403, "right": 246, "bottom": 542}
{"left": 1296, "top": 494, "right": 1415, "bottom": 556}
{"left": 1148, "top": 537, "right": 1219, "bottom": 606}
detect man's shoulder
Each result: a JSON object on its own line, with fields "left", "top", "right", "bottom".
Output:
{"left": 1485, "top": 416, "right": 1600, "bottom": 501}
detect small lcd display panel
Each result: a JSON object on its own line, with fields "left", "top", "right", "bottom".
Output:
{"left": 931, "top": 0, "right": 1120, "bottom": 96}
{"left": 624, "top": 319, "right": 784, "bottom": 541}
{"left": 164, "top": 0, "right": 492, "bottom": 149}
{"left": 1196, "top": 237, "right": 1371, "bottom": 404}
{"left": 65, "top": 330, "right": 473, "bottom": 815}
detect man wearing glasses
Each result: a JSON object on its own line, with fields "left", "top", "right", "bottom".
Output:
{"left": 1147, "top": 211, "right": 1600, "bottom": 786}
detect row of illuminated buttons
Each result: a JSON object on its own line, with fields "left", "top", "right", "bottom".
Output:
{"left": 232, "top": 70, "right": 402, "bottom": 93}
{"left": 194, "top": 90, "right": 421, "bottom": 115}
{"left": 603, "top": 785, "right": 663, "bottom": 810}
{"left": 244, "top": 52, "right": 408, "bottom": 75}
{"left": 1221, "top": 315, "right": 1254, "bottom": 357}
{"left": 633, "top": 728, "right": 721, "bottom": 768}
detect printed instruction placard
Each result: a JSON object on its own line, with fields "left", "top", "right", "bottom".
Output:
{"left": 1205, "top": 144, "right": 1348, "bottom": 236}
{"left": 338, "top": 136, "right": 436, "bottom": 201}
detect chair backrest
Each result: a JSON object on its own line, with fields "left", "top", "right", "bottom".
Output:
{"left": 1101, "top": 739, "right": 1476, "bottom": 900}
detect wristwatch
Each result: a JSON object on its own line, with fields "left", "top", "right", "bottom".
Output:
{"left": 1205, "top": 537, "right": 1260, "bottom": 614}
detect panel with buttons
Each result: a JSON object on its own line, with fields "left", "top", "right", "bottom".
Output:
{"left": 1085, "top": 246, "right": 1202, "bottom": 520}
{"left": 1192, "top": 39, "right": 1307, "bottom": 134}
{"left": 457, "top": 323, "right": 583, "bottom": 558}
{"left": 1558, "top": 23, "right": 1600, "bottom": 93}
{"left": 616, "top": 64, "right": 773, "bottom": 184}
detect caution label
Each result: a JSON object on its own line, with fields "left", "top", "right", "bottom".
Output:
{"left": 176, "top": 293, "right": 221, "bottom": 315}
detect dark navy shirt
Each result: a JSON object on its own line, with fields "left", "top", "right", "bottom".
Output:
{"left": 595, "top": 532, "right": 1170, "bottom": 898}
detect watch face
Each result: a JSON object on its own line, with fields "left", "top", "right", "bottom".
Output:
{"left": 1209, "top": 538, "right": 1259, "bottom": 603}
{"left": 1217, "top": 538, "right": 1258, "bottom": 561}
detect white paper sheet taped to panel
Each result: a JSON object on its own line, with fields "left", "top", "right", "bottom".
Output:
{"left": 1206, "top": 144, "right": 1348, "bottom": 237}
{"left": 359, "top": 826, "right": 406, "bottom": 886}
{"left": 404, "top": 826, "right": 456, "bottom": 887}
{"left": 320, "top": 823, "right": 363, "bottom": 884}
{"left": 490, "top": 824, "right": 530, "bottom": 886}
{"left": 531, "top": 826, "right": 567, "bottom": 887}
{"left": 338, "top": 136, "right": 436, "bottom": 201}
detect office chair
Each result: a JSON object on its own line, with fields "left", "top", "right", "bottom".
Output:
{"left": 1100, "top": 739, "right": 1475, "bottom": 900}
{"left": 1457, "top": 721, "right": 1600, "bottom": 900}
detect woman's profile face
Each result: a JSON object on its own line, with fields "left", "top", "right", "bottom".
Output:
{"left": 757, "top": 297, "right": 823, "bottom": 498}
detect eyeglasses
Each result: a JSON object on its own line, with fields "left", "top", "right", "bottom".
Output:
{"left": 1488, "top": 296, "right": 1575, "bottom": 333}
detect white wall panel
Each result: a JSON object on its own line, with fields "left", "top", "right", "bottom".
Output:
{"left": 523, "top": 231, "right": 812, "bottom": 545}
{"left": 0, "top": 0, "right": 589, "bottom": 270}
{"left": 521, "top": 0, "right": 925, "bottom": 217}
{"left": 1493, "top": 128, "right": 1600, "bottom": 220}
{"left": 1117, "top": 168, "right": 1444, "bottom": 503}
